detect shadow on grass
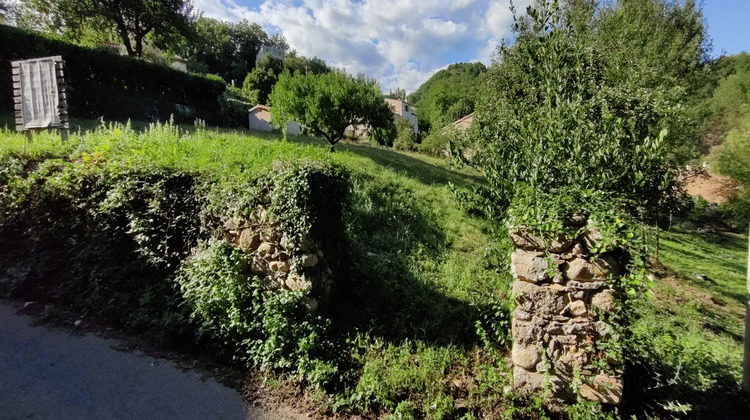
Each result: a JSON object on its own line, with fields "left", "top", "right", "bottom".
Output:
{"left": 324, "top": 169, "right": 503, "bottom": 350}
{"left": 622, "top": 358, "right": 750, "bottom": 419}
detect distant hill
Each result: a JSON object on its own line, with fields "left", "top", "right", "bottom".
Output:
{"left": 408, "top": 62, "right": 486, "bottom": 133}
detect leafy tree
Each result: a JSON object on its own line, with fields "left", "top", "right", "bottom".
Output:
{"left": 576, "top": 0, "right": 709, "bottom": 164}
{"left": 468, "top": 0, "right": 680, "bottom": 228}
{"left": 182, "top": 16, "right": 271, "bottom": 83}
{"left": 707, "top": 53, "right": 750, "bottom": 134}
{"left": 716, "top": 107, "right": 750, "bottom": 223}
{"left": 269, "top": 71, "right": 395, "bottom": 151}
{"left": 283, "top": 50, "right": 330, "bottom": 76}
{"left": 242, "top": 55, "right": 285, "bottom": 105}
{"left": 393, "top": 116, "right": 416, "bottom": 151}
{"left": 408, "top": 62, "right": 485, "bottom": 133}
{"left": 21, "top": 0, "right": 194, "bottom": 57}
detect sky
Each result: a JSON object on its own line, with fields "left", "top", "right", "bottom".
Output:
{"left": 193, "top": 0, "right": 750, "bottom": 93}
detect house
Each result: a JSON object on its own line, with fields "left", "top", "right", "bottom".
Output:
{"left": 385, "top": 98, "right": 418, "bottom": 134}
{"left": 256, "top": 44, "right": 286, "bottom": 64}
{"left": 248, "top": 105, "right": 301, "bottom": 135}
{"left": 447, "top": 112, "right": 474, "bottom": 131}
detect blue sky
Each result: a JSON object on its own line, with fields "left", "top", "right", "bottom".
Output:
{"left": 193, "top": 0, "right": 749, "bottom": 93}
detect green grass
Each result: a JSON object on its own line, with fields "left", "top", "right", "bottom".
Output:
{"left": 622, "top": 226, "right": 749, "bottom": 418}
{"left": 0, "top": 119, "right": 513, "bottom": 418}
{"left": 3, "top": 118, "right": 749, "bottom": 418}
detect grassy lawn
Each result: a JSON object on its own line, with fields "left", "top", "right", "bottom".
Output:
{"left": 622, "top": 226, "right": 749, "bottom": 418}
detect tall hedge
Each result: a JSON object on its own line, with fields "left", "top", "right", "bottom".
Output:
{"left": 0, "top": 25, "right": 226, "bottom": 124}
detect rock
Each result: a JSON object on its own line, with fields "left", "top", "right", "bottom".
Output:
{"left": 250, "top": 259, "right": 269, "bottom": 275}
{"left": 286, "top": 275, "right": 313, "bottom": 292}
{"left": 568, "top": 300, "right": 587, "bottom": 317}
{"left": 580, "top": 375, "right": 623, "bottom": 405}
{"left": 269, "top": 260, "right": 290, "bottom": 273}
{"left": 223, "top": 218, "right": 241, "bottom": 230}
{"left": 511, "top": 250, "right": 551, "bottom": 283}
{"left": 513, "top": 308, "right": 532, "bottom": 321}
{"left": 513, "top": 366, "right": 567, "bottom": 398}
{"left": 512, "top": 319, "right": 540, "bottom": 344}
{"left": 257, "top": 243, "right": 276, "bottom": 258}
{"left": 238, "top": 229, "right": 261, "bottom": 251}
{"left": 591, "top": 290, "right": 617, "bottom": 313}
{"left": 562, "top": 256, "right": 620, "bottom": 282}
{"left": 557, "top": 345, "right": 588, "bottom": 371}
{"left": 513, "top": 281, "right": 569, "bottom": 316}
{"left": 563, "top": 214, "right": 587, "bottom": 227}
{"left": 595, "top": 321, "right": 612, "bottom": 339}
{"left": 261, "top": 229, "right": 280, "bottom": 243}
{"left": 300, "top": 253, "right": 319, "bottom": 268}
{"left": 513, "top": 343, "right": 541, "bottom": 370}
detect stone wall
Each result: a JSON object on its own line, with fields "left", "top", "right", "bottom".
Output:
{"left": 510, "top": 218, "right": 624, "bottom": 405}
{"left": 222, "top": 205, "right": 335, "bottom": 311}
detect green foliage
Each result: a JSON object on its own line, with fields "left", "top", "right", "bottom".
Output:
{"left": 408, "top": 62, "right": 486, "bottom": 133}
{"left": 242, "top": 55, "right": 285, "bottom": 105}
{"left": 22, "top": 0, "right": 194, "bottom": 57}
{"left": 175, "top": 241, "right": 335, "bottom": 384}
{"left": 183, "top": 17, "right": 275, "bottom": 83}
{"left": 0, "top": 24, "right": 226, "bottom": 124}
{"left": 392, "top": 116, "right": 416, "bottom": 151}
{"left": 269, "top": 70, "right": 396, "bottom": 149}
{"left": 470, "top": 0, "right": 678, "bottom": 232}
{"left": 585, "top": 0, "right": 710, "bottom": 165}
{"left": 707, "top": 53, "right": 750, "bottom": 136}
{"left": 284, "top": 50, "right": 330, "bottom": 76}
{"left": 714, "top": 106, "right": 750, "bottom": 224}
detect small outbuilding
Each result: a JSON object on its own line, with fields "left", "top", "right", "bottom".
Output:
{"left": 248, "top": 104, "right": 301, "bottom": 135}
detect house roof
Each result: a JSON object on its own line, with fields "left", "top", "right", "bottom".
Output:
{"left": 447, "top": 112, "right": 474, "bottom": 130}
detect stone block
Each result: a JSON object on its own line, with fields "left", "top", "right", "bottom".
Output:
{"left": 300, "top": 253, "right": 319, "bottom": 267}
{"left": 591, "top": 290, "right": 617, "bottom": 313}
{"left": 269, "top": 260, "right": 290, "bottom": 273}
{"left": 238, "top": 229, "right": 261, "bottom": 252}
{"left": 257, "top": 242, "right": 276, "bottom": 258}
{"left": 512, "top": 342, "right": 541, "bottom": 370}
{"left": 562, "top": 256, "right": 620, "bottom": 282}
{"left": 250, "top": 258, "right": 268, "bottom": 275}
{"left": 580, "top": 375, "right": 623, "bottom": 405}
{"left": 286, "top": 274, "right": 313, "bottom": 292}
{"left": 513, "top": 366, "right": 567, "bottom": 398}
{"left": 512, "top": 319, "right": 540, "bottom": 344}
{"left": 511, "top": 250, "right": 551, "bottom": 283}
{"left": 513, "top": 281, "right": 569, "bottom": 316}
{"left": 568, "top": 300, "right": 588, "bottom": 317}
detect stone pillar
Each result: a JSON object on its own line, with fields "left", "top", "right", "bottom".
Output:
{"left": 510, "top": 219, "right": 624, "bottom": 405}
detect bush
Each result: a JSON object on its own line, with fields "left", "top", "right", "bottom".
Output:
{"left": 392, "top": 116, "right": 416, "bottom": 151}
{"left": 0, "top": 24, "right": 226, "bottom": 124}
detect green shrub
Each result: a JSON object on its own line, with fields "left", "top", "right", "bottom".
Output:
{"left": 0, "top": 24, "right": 226, "bottom": 124}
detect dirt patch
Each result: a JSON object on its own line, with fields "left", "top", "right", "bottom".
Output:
{"left": 684, "top": 171, "right": 739, "bottom": 204}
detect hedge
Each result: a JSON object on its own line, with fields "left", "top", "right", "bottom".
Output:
{"left": 0, "top": 25, "right": 227, "bottom": 124}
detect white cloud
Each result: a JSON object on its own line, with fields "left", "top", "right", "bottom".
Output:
{"left": 192, "top": 0, "right": 525, "bottom": 93}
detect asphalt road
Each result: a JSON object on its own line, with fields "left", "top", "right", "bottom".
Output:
{"left": 0, "top": 301, "right": 300, "bottom": 420}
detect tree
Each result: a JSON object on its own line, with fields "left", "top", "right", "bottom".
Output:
{"left": 242, "top": 55, "right": 285, "bottom": 105}
{"left": 182, "top": 16, "right": 275, "bottom": 83}
{"left": 269, "top": 71, "right": 396, "bottom": 151}
{"left": 22, "top": 0, "right": 194, "bottom": 57}
{"left": 284, "top": 51, "right": 330, "bottom": 76}
{"left": 408, "top": 62, "right": 485, "bottom": 133}
{"left": 468, "top": 0, "right": 682, "bottom": 228}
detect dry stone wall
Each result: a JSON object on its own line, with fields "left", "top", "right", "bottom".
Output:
{"left": 510, "top": 218, "right": 624, "bottom": 405}
{"left": 222, "top": 205, "right": 335, "bottom": 311}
